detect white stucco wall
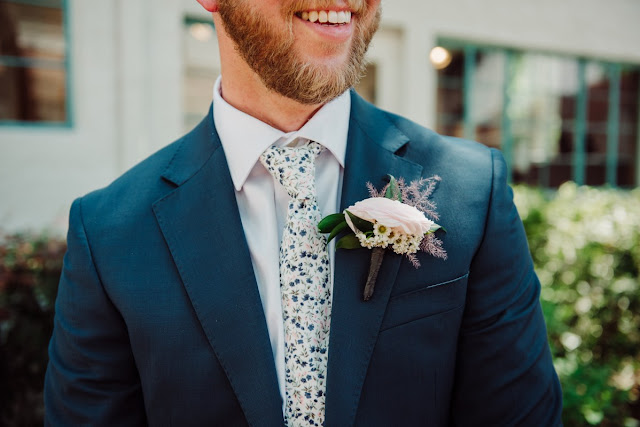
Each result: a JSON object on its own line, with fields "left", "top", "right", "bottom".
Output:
{"left": 0, "top": 0, "right": 184, "bottom": 234}
{"left": 1, "top": 0, "right": 639, "bottom": 233}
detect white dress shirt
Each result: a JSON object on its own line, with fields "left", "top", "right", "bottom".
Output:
{"left": 212, "top": 76, "right": 350, "bottom": 407}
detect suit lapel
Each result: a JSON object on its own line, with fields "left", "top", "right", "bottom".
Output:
{"left": 153, "top": 111, "right": 284, "bottom": 426}
{"left": 325, "top": 93, "right": 423, "bottom": 426}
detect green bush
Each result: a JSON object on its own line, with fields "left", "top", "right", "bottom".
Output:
{"left": 0, "top": 233, "right": 65, "bottom": 426}
{"left": 1, "top": 183, "right": 639, "bottom": 426}
{"left": 514, "top": 183, "right": 640, "bottom": 426}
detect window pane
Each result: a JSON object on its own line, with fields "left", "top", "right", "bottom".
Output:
{"left": 435, "top": 49, "right": 464, "bottom": 138}
{"left": 0, "top": 1, "right": 67, "bottom": 123}
{"left": 355, "top": 63, "right": 377, "bottom": 105}
{"left": 584, "top": 62, "right": 609, "bottom": 186}
{"left": 0, "top": 2, "right": 65, "bottom": 60}
{"left": 183, "top": 20, "right": 219, "bottom": 132}
{"left": 618, "top": 68, "right": 639, "bottom": 187}
{"left": 0, "top": 64, "right": 66, "bottom": 121}
{"left": 508, "top": 54, "right": 578, "bottom": 187}
{"left": 471, "top": 50, "right": 505, "bottom": 149}
{"left": 436, "top": 48, "right": 506, "bottom": 147}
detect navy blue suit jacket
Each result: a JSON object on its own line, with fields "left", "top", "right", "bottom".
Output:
{"left": 45, "top": 91, "right": 562, "bottom": 426}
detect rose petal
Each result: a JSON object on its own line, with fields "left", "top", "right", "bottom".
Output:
{"left": 345, "top": 197, "right": 433, "bottom": 236}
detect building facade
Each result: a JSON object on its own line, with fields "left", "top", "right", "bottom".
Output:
{"left": 1, "top": 0, "right": 639, "bottom": 232}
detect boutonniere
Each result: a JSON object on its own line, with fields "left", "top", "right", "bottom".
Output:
{"left": 319, "top": 175, "right": 447, "bottom": 301}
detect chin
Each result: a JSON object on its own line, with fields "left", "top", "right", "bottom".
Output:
{"left": 297, "top": 46, "right": 353, "bottom": 70}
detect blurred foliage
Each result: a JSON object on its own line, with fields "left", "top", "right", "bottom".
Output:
{"left": 514, "top": 183, "right": 640, "bottom": 427}
{"left": 1, "top": 183, "right": 639, "bottom": 426}
{"left": 0, "top": 232, "right": 65, "bottom": 426}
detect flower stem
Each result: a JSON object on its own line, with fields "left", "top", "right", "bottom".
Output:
{"left": 363, "top": 247, "right": 385, "bottom": 301}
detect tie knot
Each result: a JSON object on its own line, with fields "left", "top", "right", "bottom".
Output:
{"left": 260, "top": 141, "right": 324, "bottom": 200}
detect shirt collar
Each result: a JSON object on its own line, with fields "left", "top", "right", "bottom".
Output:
{"left": 213, "top": 76, "right": 350, "bottom": 191}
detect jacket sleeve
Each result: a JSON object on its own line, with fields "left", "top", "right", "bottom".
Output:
{"left": 450, "top": 149, "right": 563, "bottom": 426}
{"left": 44, "top": 198, "right": 146, "bottom": 426}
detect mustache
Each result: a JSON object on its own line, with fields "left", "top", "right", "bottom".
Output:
{"left": 284, "top": 0, "right": 368, "bottom": 15}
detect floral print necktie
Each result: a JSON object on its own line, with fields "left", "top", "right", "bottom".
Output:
{"left": 260, "top": 141, "right": 332, "bottom": 426}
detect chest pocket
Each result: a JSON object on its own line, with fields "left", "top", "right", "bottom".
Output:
{"left": 380, "top": 272, "right": 468, "bottom": 331}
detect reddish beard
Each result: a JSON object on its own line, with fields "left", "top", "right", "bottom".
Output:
{"left": 218, "top": 0, "right": 381, "bottom": 105}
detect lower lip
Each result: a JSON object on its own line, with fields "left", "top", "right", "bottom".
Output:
{"left": 295, "top": 15, "right": 354, "bottom": 42}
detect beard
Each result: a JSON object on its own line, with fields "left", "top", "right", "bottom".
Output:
{"left": 217, "top": 0, "right": 381, "bottom": 105}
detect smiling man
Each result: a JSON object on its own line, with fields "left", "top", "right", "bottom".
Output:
{"left": 44, "top": 1, "right": 562, "bottom": 426}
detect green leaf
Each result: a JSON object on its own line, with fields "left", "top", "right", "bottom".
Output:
{"left": 384, "top": 174, "right": 402, "bottom": 202}
{"left": 327, "top": 221, "right": 350, "bottom": 243}
{"left": 346, "top": 210, "right": 374, "bottom": 233}
{"left": 318, "top": 213, "right": 346, "bottom": 233}
{"left": 336, "top": 234, "right": 362, "bottom": 250}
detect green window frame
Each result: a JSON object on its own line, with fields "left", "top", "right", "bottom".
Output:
{"left": 0, "top": 0, "right": 72, "bottom": 128}
{"left": 435, "top": 40, "right": 640, "bottom": 188}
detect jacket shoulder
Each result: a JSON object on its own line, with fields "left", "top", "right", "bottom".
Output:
{"left": 349, "top": 92, "right": 493, "bottom": 171}
{"left": 385, "top": 110, "right": 492, "bottom": 165}
{"left": 77, "top": 109, "right": 217, "bottom": 231}
{"left": 364, "top": 106, "right": 496, "bottom": 187}
{"left": 80, "top": 137, "right": 182, "bottom": 220}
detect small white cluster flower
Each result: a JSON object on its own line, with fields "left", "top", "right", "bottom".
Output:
{"left": 390, "top": 232, "right": 423, "bottom": 255}
{"left": 356, "top": 220, "right": 424, "bottom": 254}
{"left": 356, "top": 232, "right": 376, "bottom": 249}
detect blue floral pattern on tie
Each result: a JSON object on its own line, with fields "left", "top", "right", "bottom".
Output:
{"left": 260, "top": 142, "right": 331, "bottom": 426}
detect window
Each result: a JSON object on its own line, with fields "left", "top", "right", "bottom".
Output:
{"left": 0, "top": 0, "right": 70, "bottom": 125}
{"left": 435, "top": 42, "right": 640, "bottom": 188}
{"left": 183, "top": 17, "right": 219, "bottom": 132}
{"left": 354, "top": 63, "right": 377, "bottom": 105}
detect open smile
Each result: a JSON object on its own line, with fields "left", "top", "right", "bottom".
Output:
{"left": 295, "top": 10, "right": 353, "bottom": 25}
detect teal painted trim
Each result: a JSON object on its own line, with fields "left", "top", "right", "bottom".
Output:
{"left": 0, "top": 120, "right": 71, "bottom": 129}
{"left": 463, "top": 45, "right": 477, "bottom": 140}
{"left": 2, "top": 0, "right": 62, "bottom": 8}
{"left": 0, "top": 56, "right": 65, "bottom": 69}
{"left": 62, "top": 0, "right": 73, "bottom": 128}
{"left": 606, "top": 63, "right": 621, "bottom": 187}
{"left": 573, "top": 59, "right": 588, "bottom": 185}
{"left": 500, "top": 50, "right": 514, "bottom": 183}
{"left": 637, "top": 82, "right": 640, "bottom": 187}
{"left": 184, "top": 16, "right": 215, "bottom": 28}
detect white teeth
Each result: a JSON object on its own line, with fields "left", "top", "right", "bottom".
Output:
{"left": 300, "top": 10, "right": 352, "bottom": 24}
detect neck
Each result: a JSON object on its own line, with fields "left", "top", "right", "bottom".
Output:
{"left": 220, "top": 68, "right": 323, "bottom": 133}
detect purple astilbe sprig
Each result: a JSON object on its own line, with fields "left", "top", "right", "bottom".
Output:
{"left": 406, "top": 253, "right": 421, "bottom": 269}
{"left": 397, "top": 176, "right": 442, "bottom": 220}
{"left": 404, "top": 234, "right": 447, "bottom": 269}
{"left": 420, "top": 233, "right": 448, "bottom": 261}
{"left": 367, "top": 175, "right": 442, "bottom": 220}
{"left": 366, "top": 181, "right": 386, "bottom": 198}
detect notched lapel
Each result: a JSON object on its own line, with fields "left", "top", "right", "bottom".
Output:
{"left": 325, "top": 93, "right": 423, "bottom": 426}
{"left": 153, "top": 115, "right": 284, "bottom": 427}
